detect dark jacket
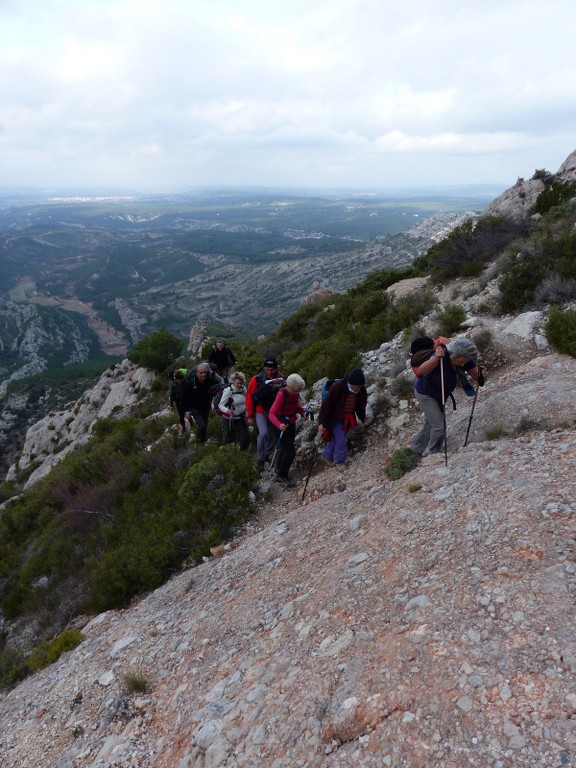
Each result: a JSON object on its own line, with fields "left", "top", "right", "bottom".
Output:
{"left": 318, "top": 376, "right": 367, "bottom": 430}
{"left": 187, "top": 369, "right": 224, "bottom": 411}
{"left": 208, "top": 345, "right": 236, "bottom": 372}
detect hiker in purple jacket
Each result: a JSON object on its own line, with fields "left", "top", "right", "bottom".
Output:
{"left": 317, "top": 368, "right": 367, "bottom": 465}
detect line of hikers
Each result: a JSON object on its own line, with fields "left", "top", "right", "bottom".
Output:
{"left": 169, "top": 350, "right": 369, "bottom": 487}
{"left": 169, "top": 334, "right": 486, "bottom": 486}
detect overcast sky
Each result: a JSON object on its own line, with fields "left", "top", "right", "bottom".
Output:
{"left": 1, "top": 0, "right": 575, "bottom": 192}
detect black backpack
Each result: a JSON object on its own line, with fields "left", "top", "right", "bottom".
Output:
{"left": 252, "top": 375, "right": 285, "bottom": 411}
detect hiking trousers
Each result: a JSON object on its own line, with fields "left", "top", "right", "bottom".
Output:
{"left": 275, "top": 423, "right": 296, "bottom": 479}
{"left": 322, "top": 419, "right": 348, "bottom": 464}
{"left": 222, "top": 417, "right": 250, "bottom": 451}
{"left": 255, "top": 412, "right": 279, "bottom": 462}
{"left": 410, "top": 390, "right": 445, "bottom": 455}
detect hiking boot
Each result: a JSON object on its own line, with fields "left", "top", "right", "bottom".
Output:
{"left": 257, "top": 459, "right": 267, "bottom": 471}
{"left": 274, "top": 475, "right": 296, "bottom": 488}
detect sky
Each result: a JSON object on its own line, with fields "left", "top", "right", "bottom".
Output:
{"left": 1, "top": 0, "right": 575, "bottom": 193}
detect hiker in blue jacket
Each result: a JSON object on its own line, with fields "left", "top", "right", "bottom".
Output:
{"left": 410, "top": 338, "right": 483, "bottom": 456}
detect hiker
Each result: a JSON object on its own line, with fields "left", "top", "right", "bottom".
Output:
{"left": 317, "top": 368, "right": 367, "bottom": 465}
{"left": 186, "top": 362, "right": 224, "bottom": 442}
{"left": 169, "top": 369, "right": 192, "bottom": 432}
{"left": 208, "top": 339, "right": 237, "bottom": 381}
{"left": 410, "top": 337, "right": 483, "bottom": 456}
{"left": 216, "top": 371, "right": 250, "bottom": 450}
{"left": 268, "top": 373, "right": 307, "bottom": 486}
{"left": 246, "top": 357, "right": 286, "bottom": 470}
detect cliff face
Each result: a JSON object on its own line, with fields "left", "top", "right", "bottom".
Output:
{"left": 6, "top": 360, "right": 155, "bottom": 489}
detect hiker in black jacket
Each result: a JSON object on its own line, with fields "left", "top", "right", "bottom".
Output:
{"left": 186, "top": 362, "right": 224, "bottom": 442}
{"left": 208, "top": 339, "right": 236, "bottom": 381}
{"left": 170, "top": 370, "right": 193, "bottom": 432}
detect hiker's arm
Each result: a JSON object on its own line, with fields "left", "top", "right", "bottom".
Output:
{"left": 416, "top": 349, "right": 443, "bottom": 375}
{"left": 468, "top": 365, "right": 486, "bottom": 384}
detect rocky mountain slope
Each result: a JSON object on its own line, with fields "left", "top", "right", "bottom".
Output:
{"left": 0, "top": 318, "right": 575, "bottom": 768}
{"left": 1, "top": 153, "right": 576, "bottom": 767}
{"left": 2, "top": 269, "right": 576, "bottom": 768}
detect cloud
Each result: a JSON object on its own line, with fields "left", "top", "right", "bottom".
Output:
{"left": 0, "top": 0, "right": 575, "bottom": 189}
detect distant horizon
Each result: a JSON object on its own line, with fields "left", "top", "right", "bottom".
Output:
{"left": 0, "top": 182, "right": 507, "bottom": 202}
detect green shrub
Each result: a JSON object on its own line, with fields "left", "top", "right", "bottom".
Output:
{"left": 532, "top": 180, "right": 576, "bottom": 216}
{"left": 385, "top": 448, "right": 420, "bottom": 480}
{"left": 435, "top": 303, "right": 467, "bottom": 337}
{"left": 545, "top": 306, "right": 576, "bottom": 357}
{"left": 128, "top": 328, "right": 183, "bottom": 373}
{"left": 28, "top": 630, "right": 85, "bottom": 673}
{"left": 499, "top": 250, "right": 546, "bottom": 312}
{"left": 177, "top": 446, "right": 259, "bottom": 557}
{"left": 414, "top": 216, "right": 527, "bottom": 282}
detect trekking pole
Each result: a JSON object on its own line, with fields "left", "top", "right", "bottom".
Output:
{"left": 439, "top": 354, "right": 448, "bottom": 467}
{"left": 300, "top": 444, "right": 318, "bottom": 503}
{"left": 268, "top": 430, "right": 284, "bottom": 476}
{"left": 464, "top": 366, "right": 484, "bottom": 447}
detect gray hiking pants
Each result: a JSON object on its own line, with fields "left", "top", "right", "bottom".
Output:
{"left": 410, "top": 390, "right": 445, "bottom": 456}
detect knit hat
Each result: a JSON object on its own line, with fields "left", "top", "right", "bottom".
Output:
{"left": 263, "top": 357, "right": 278, "bottom": 368}
{"left": 348, "top": 368, "right": 365, "bottom": 386}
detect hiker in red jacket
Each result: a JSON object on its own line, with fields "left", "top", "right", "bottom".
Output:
{"left": 246, "top": 357, "right": 286, "bottom": 470}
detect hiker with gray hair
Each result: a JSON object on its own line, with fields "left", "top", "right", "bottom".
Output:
{"left": 410, "top": 337, "right": 485, "bottom": 457}
{"left": 268, "top": 373, "right": 307, "bottom": 487}
{"left": 216, "top": 371, "right": 250, "bottom": 450}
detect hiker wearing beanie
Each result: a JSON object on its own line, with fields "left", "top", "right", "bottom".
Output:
{"left": 208, "top": 338, "right": 237, "bottom": 381}
{"left": 317, "top": 368, "right": 367, "bottom": 465}
{"left": 410, "top": 337, "right": 483, "bottom": 456}
{"left": 246, "top": 357, "right": 287, "bottom": 469}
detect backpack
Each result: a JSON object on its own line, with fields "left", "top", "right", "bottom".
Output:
{"left": 211, "top": 383, "right": 227, "bottom": 412}
{"left": 321, "top": 378, "right": 341, "bottom": 402}
{"left": 410, "top": 336, "right": 478, "bottom": 401}
{"left": 410, "top": 337, "right": 451, "bottom": 377}
{"left": 252, "top": 376, "right": 286, "bottom": 411}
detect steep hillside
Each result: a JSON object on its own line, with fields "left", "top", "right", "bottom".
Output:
{"left": 0, "top": 341, "right": 575, "bottom": 767}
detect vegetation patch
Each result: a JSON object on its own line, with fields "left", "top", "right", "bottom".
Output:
{"left": 384, "top": 448, "right": 420, "bottom": 480}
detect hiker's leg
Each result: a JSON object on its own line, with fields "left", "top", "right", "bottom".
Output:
{"left": 191, "top": 408, "right": 209, "bottom": 442}
{"left": 255, "top": 412, "right": 270, "bottom": 461}
{"left": 276, "top": 425, "right": 296, "bottom": 478}
{"left": 322, "top": 437, "right": 334, "bottom": 461}
{"left": 176, "top": 404, "right": 186, "bottom": 427}
{"left": 332, "top": 421, "right": 348, "bottom": 464}
{"left": 413, "top": 392, "right": 444, "bottom": 453}
{"left": 265, "top": 417, "right": 280, "bottom": 459}
{"left": 237, "top": 420, "right": 250, "bottom": 451}
{"left": 222, "top": 418, "right": 233, "bottom": 445}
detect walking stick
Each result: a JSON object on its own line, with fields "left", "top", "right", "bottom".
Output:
{"left": 439, "top": 353, "right": 448, "bottom": 467}
{"left": 268, "top": 429, "right": 284, "bottom": 476}
{"left": 300, "top": 444, "right": 318, "bottom": 503}
{"left": 464, "top": 366, "right": 484, "bottom": 447}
